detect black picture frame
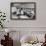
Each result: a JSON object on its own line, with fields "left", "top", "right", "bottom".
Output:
{"left": 10, "top": 2, "right": 36, "bottom": 20}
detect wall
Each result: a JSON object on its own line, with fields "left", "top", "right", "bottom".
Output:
{"left": 0, "top": 0, "right": 46, "bottom": 28}
{"left": 0, "top": 0, "right": 46, "bottom": 46}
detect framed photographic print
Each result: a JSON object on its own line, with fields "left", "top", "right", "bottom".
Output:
{"left": 10, "top": 2, "right": 36, "bottom": 20}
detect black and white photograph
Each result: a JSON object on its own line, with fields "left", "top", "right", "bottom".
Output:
{"left": 10, "top": 2, "right": 36, "bottom": 20}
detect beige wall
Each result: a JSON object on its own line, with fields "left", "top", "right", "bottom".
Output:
{"left": 0, "top": 0, "right": 46, "bottom": 46}
{"left": 0, "top": 0, "right": 46, "bottom": 28}
{"left": 0, "top": 0, "right": 46, "bottom": 34}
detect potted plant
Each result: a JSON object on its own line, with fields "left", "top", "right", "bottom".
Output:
{"left": 0, "top": 11, "right": 6, "bottom": 28}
